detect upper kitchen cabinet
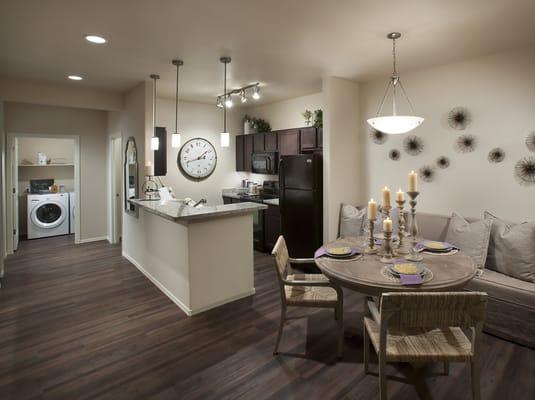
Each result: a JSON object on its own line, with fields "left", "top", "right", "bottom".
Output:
{"left": 253, "top": 133, "right": 265, "bottom": 152}
{"left": 317, "top": 128, "right": 323, "bottom": 148}
{"left": 244, "top": 134, "right": 253, "bottom": 172}
{"left": 277, "top": 129, "right": 300, "bottom": 155}
{"left": 299, "top": 127, "right": 317, "bottom": 151}
{"left": 264, "top": 132, "right": 277, "bottom": 151}
{"left": 236, "top": 135, "right": 245, "bottom": 171}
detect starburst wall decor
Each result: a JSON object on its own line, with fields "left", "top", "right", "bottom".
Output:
{"left": 403, "top": 135, "right": 424, "bottom": 156}
{"left": 488, "top": 148, "right": 505, "bottom": 163}
{"left": 526, "top": 132, "right": 535, "bottom": 152}
{"left": 455, "top": 134, "right": 477, "bottom": 153}
{"left": 448, "top": 107, "right": 471, "bottom": 130}
{"left": 515, "top": 156, "right": 535, "bottom": 185}
{"left": 419, "top": 165, "right": 436, "bottom": 182}
{"left": 389, "top": 149, "right": 400, "bottom": 161}
{"left": 370, "top": 128, "right": 387, "bottom": 144}
{"left": 436, "top": 156, "right": 450, "bottom": 169}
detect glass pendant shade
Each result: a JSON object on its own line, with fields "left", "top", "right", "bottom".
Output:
{"left": 171, "top": 132, "right": 181, "bottom": 148}
{"left": 220, "top": 132, "right": 230, "bottom": 147}
{"left": 367, "top": 116, "right": 424, "bottom": 135}
{"left": 150, "top": 136, "right": 159, "bottom": 151}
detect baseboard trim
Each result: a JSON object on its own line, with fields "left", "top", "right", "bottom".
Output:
{"left": 122, "top": 251, "right": 193, "bottom": 316}
{"left": 121, "top": 251, "right": 255, "bottom": 316}
{"left": 78, "top": 236, "right": 109, "bottom": 244}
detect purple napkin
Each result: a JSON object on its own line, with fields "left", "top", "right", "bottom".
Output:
{"left": 399, "top": 273, "right": 423, "bottom": 285}
{"left": 314, "top": 247, "right": 361, "bottom": 258}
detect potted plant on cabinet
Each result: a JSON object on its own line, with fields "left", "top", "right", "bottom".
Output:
{"left": 302, "top": 109, "right": 313, "bottom": 126}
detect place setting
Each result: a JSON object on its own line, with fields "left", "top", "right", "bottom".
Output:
{"left": 314, "top": 244, "right": 362, "bottom": 261}
{"left": 381, "top": 260, "right": 434, "bottom": 286}
{"left": 415, "top": 240, "right": 459, "bottom": 255}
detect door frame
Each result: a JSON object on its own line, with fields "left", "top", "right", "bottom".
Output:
{"left": 5, "top": 133, "right": 81, "bottom": 255}
{"left": 109, "top": 136, "right": 122, "bottom": 244}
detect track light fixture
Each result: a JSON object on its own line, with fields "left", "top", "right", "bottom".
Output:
{"left": 240, "top": 90, "right": 247, "bottom": 103}
{"left": 252, "top": 84, "right": 260, "bottom": 100}
{"left": 216, "top": 83, "right": 260, "bottom": 108}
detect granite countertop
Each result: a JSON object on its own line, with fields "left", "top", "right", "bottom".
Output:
{"left": 222, "top": 188, "right": 279, "bottom": 206}
{"left": 263, "top": 198, "right": 279, "bottom": 206}
{"left": 129, "top": 199, "right": 267, "bottom": 222}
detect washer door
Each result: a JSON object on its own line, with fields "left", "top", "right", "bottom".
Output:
{"left": 31, "top": 201, "right": 67, "bottom": 229}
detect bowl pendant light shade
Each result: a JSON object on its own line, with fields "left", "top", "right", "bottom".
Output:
{"left": 171, "top": 59, "right": 184, "bottom": 148}
{"left": 220, "top": 57, "right": 231, "bottom": 147}
{"left": 367, "top": 32, "right": 423, "bottom": 135}
{"left": 150, "top": 74, "right": 160, "bottom": 150}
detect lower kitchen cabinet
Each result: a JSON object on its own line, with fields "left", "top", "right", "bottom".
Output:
{"left": 263, "top": 205, "right": 281, "bottom": 252}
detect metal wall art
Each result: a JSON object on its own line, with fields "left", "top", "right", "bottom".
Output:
{"left": 455, "top": 134, "right": 477, "bottom": 153}
{"left": 436, "top": 156, "right": 450, "bottom": 169}
{"left": 515, "top": 156, "right": 535, "bottom": 185}
{"left": 488, "top": 148, "right": 505, "bottom": 163}
{"left": 419, "top": 165, "right": 436, "bottom": 182}
{"left": 448, "top": 107, "right": 471, "bottom": 130}
{"left": 370, "top": 128, "right": 387, "bottom": 144}
{"left": 526, "top": 131, "right": 535, "bottom": 152}
{"left": 389, "top": 149, "right": 400, "bottom": 161}
{"left": 403, "top": 135, "right": 424, "bottom": 155}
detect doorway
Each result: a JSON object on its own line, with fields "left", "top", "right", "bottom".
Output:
{"left": 110, "top": 137, "right": 122, "bottom": 244}
{"left": 5, "top": 133, "right": 81, "bottom": 254}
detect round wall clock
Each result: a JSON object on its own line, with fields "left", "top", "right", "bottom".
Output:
{"left": 177, "top": 138, "right": 217, "bottom": 180}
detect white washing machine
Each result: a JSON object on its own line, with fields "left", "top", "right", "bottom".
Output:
{"left": 69, "top": 192, "right": 75, "bottom": 234}
{"left": 27, "top": 193, "right": 70, "bottom": 239}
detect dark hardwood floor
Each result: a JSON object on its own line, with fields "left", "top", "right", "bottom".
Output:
{"left": 0, "top": 236, "right": 533, "bottom": 400}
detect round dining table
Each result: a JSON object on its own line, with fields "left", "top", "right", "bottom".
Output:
{"left": 315, "top": 236, "right": 478, "bottom": 296}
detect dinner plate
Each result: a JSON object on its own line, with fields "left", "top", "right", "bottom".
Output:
{"left": 422, "top": 240, "right": 453, "bottom": 251}
{"left": 326, "top": 246, "right": 352, "bottom": 257}
{"left": 387, "top": 263, "right": 425, "bottom": 277}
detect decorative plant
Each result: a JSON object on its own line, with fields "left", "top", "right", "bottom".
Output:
{"left": 243, "top": 114, "right": 254, "bottom": 123}
{"left": 252, "top": 118, "right": 271, "bottom": 133}
{"left": 313, "top": 109, "right": 323, "bottom": 128}
{"left": 302, "top": 110, "right": 313, "bottom": 126}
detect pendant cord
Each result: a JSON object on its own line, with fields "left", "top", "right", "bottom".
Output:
{"left": 152, "top": 77, "right": 156, "bottom": 130}
{"left": 392, "top": 37, "right": 397, "bottom": 77}
{"left": 175, "top": 64, "right": 179, "bottom": 133}
{"left": 223, "top": 62, "right": 227, "bottom": 132}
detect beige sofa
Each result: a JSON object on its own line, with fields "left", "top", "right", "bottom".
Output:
{"left": 416, "top": 212, "right": 534, "bottom": 348}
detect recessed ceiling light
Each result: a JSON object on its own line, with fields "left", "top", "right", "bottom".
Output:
{"left": 84, "top": 34, "right": 107, "bottom": 44}
{"left": 68, "top": 75, "right": 83, "bottom": 81}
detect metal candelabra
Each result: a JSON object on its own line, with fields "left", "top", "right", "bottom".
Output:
{"left": 382, "top": 204, "right": 392, "bottom": 220}
{"left": 406, "top": 191, "right": 423, "bottom": 261}
{"left": 380, "top": 229, "right": 394, "bottom": 263}
{"left": 396, "top": 199, "right": 408, "bottom": 254}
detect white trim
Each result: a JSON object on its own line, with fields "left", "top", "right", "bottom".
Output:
{"left": 121, "top": 251, "right": 256, "bottom": 316}
{"left": 78, "top": 236, "right": 109, "bottom": 244}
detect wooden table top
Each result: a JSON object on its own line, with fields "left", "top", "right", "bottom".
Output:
{"left": 315, "top": 237, "right": 478, "bottom": 296}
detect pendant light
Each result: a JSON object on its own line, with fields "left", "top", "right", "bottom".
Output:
{"left": 150, "top": 74, "right": 160, "bottom": 150}
{"left": 171, "top": 59, "right": 184, "bottom": 148}
{"left": 220, "top": 57, "right": 231, "bottom": 147}
{"left": 367, "top": 32, "right": 423, "bottom": 134}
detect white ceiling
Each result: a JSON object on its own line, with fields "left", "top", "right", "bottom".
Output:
{"left": 2, "top": 0, "right": 535, "bottom": 105}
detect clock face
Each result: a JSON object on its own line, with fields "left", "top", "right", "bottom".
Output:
{"left": 178, "top": 138, "right": 217, "bottom": 180}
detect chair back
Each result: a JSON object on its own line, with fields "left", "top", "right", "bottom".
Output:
{"left": 380, "top": 292, "right": 487, "bottom": 330}
{"left": 272, "top": 236, "right": 289, "bottom": 285}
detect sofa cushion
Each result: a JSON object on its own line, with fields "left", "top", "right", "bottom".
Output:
{"left": 466, "top": 268, "right": 535, "bottom": 311}
{"left": 339, "top": 204, "right": 385, "bottom": 237}
{"left": 484, "top": 211, "right": 535, "bottom": 283}
{"left": 445, "top": 212, "right": 493, "bottom": 268}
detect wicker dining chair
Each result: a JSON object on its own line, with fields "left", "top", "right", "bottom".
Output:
{"left": 271, "top": 235, "right": 344, "bottom": 358}
{"left": 363, "top": 292, "right": 488, "bottom": 400}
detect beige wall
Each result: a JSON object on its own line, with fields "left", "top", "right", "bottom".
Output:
{"left": 245, "top": 92, "right": 323, "bottom": 131}
{"left": 0, "top": 101, "right": 5, "bottom": 276}
{"left": 359, "top": 45, "right": 535, "bottom": 222}
{"left": 4, "top": 102, "right": 108, "bottom": 241}
{"left": 155, "top": 98, "right": 242, "bottom": 205}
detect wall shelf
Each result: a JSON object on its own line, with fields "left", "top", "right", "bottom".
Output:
{"left": 18, "top": 164, "right": 74, "bottom": 167}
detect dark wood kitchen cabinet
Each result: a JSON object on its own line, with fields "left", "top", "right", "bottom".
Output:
{"left": 243, "top": 134, "right": 253, "bottom": 172}
{"left": 300, "top": 127, "right": 317, "bottom": 151}
{"left": 253, "top": 133, "right": 265, "bottom": 152}
{"left": 277, "top": 129, "right": 300, "bottom": 155}
{"left": 264, "top": 132, "right": 277, "bottom": 151}
{"left": 264, "top": 204, "right": 281, "bottom": 252}
{"left": 235, "top": 135, "right": 245, "bottom": 171}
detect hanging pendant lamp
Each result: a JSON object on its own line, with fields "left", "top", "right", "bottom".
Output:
{"left": 220, "top": 57, "right": 231, "bottom": 147}
{"left": 171, "top": 59, "right": 184, "bottom": 148}
{"left": 367, "top": 32, "right": 423, "bottom": 134}
{"left": 150, "top": 74, "right": 160, "bottom": 150}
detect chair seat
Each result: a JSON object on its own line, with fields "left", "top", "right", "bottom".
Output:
{"left": 284, "top": 274, "right": 338, "bottom": 307}
{"left": 364, "top": 317, "right": 473, "bottom": 362}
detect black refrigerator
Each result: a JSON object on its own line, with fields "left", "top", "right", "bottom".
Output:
{"left": 279, "top": 153, "right": 323, "bottom": 258}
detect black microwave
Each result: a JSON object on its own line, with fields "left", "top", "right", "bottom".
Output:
{"left": 251, "top": 152, "right": 279, "bottom": 175}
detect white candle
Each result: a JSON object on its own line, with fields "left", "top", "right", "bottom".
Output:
{"left": 408, "top": 171, "right": 418, "bottom": 192}
{"left": 382, "top": 186, "right": 391, "bottom": 208}
{"left": 383, "top": 217, "right": 393, "bottom": 232}
{"left": 368, "top": 198, "right": 378, "bottom": 220}
{"left": 396, "top": 189, "right": 405, "bottom": 202}
{"left": 145, "top": 162, "right": 154, "bottom": 176}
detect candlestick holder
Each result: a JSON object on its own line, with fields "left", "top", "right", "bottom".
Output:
{"left": 396, "top": 199, "right": 409, "bottom": 254}
{"left": 365, "top": 218, "right": 377, "bottom": 254}
{"left": 380, "top": 229, "right": 394, "bottom": 263}
{"left": 382, "top": 204, "right": 392, "bottom": 220}
{"left": 406, "top": 191, "right": 423, "bottom": 261}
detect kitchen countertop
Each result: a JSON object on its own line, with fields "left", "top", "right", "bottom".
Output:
{"left": 222, "top": 189, "right": 279, "bottom": 206}
{"left": 129, "top": 198, "right": 267, "bottom": 222}
{"left": 263, "top": 198, "right": 279, "bottom": 206}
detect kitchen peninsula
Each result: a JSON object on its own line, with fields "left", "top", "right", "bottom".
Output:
{"left": 123, "top": 199, "right": 267, "bottom": 315}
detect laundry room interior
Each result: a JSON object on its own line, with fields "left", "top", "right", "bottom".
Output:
{"left": 18, "top": 136, "right": 76, "bottom": 241}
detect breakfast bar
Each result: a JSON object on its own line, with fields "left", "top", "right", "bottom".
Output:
{"left": 122, "top": 199, "right": 267, "bottom": 316}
